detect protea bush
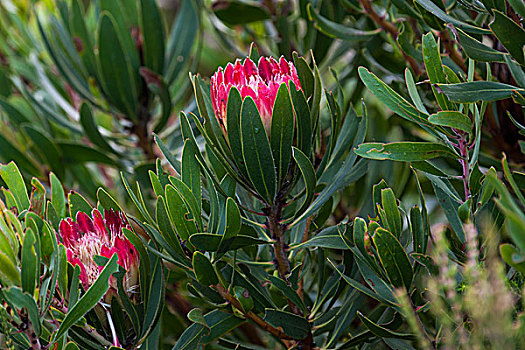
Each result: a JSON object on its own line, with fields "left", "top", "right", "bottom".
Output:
{"left": 1, "top": 0, "right": 525, "bottom": 349}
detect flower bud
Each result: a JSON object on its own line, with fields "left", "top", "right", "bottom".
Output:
{"left": 210, "top": 56, "right": 302, "bottom": 134}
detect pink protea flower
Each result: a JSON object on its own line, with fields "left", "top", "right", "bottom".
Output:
{"left": 210, "top": 56, "right": 302, "bottom": 133}
{"left": 59, "top": 209, "right": 139, "bottom": 296}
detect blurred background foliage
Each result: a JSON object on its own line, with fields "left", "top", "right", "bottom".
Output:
{"left": 0, "top": 0, "right": 524, "bottom": 349}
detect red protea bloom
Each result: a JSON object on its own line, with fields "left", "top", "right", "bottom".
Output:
{"left": 210, "top": 56, "right": 302, "bottom": 133}
{"left": 59, "top": 209, "right": 139, "bottom": 295}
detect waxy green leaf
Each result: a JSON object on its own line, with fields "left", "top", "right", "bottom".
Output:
{"left": 355, "top": 142, "right": 458, "bottom": 161}
{"left": 240, "top": 97, "right": 276, "bottom": 203}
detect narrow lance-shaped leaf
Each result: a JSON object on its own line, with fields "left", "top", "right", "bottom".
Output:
{"left": 270, "top": 83, "right": 294, "bottom": 186}
{"left": 0, "top": 162, "right": 30, "bottom": 211}
{"left": 240, "top": 97, "right": 276, "bottom": 203}
{"left": 437, "top": 81, "right": 525, "bottom": 103}
{"left": 489, "top": 10, "right": 525, "bottom": 65}
{"left": 429, "top": 111, "right": 472, "bottom": 134}
{"left": 355, "top": 142, "right": 458, "bottom": 161}
{"left": 54, "top": 253, "right": 119, "bottom": 340}
{"left": 307, "top": 3, "right": 381, "bottom": 41}
{"left": 422, "top": 32, "right": 455, "bottom": 111}
{"left": 193, "top": 252, "right": 219, "bottom": 286}
{"left": 373, "top": 228, "right": 413, "bottom": 290}
{"left": 456, "top": 28, "right": 506, "bottom": 62}
{"left": 358, "top": 67, "right": 435, "bottom": 130}
{"left": 291, "top": 147, "right": 316, "bottom": 219}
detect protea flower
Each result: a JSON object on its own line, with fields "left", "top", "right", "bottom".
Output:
{"left": 210, "top": 56, "right": 302, "bottom": 133}
{"left": 59, "top": 209, "right": 139, "bottom": 297}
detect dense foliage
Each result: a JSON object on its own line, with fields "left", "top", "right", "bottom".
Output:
{"left": 0, "top": 0, "right": 524, "bottom": 349}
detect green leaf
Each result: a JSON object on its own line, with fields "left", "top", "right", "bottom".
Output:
{"left": 307, "top": 3, "right": 381, "bottom": 40}
{"left": 79, "top": 103, "right": 116, "bottom": 154}
{"left": 264, "top": 309, "right": 311, "bottom": 340}
{"left": 414, "top": 0, "right": 491, "bottom": 34}
{"left": 3, "top": 287, "right": 41, "bottom": 336}
{"left": 490, "top": 10, "right": 525, "bottom": 65}
{"left": 292, "top": 147, "right": 316, "bottom": 218}
{"left": 355, "top": 142, "right": 458, "bottom": 161}
{"left": 0, "top": 98, "right": 30, "bottom": 125}
{"left": 189, "top": 233, "right": 270, "bottom": 252}
{"left": 240, "top": 97, "right": 276, "bottom": 203}
{"left": 0, "top": 162, "right": 30, "bottom": 211}
{"left": 0, "top": 250, "right": 20, "bottom": 285}
{"left": 289, "top": 82, "right": 312, "bottom": 155}
{"left": 437, "top": 81, "right": 525, "bottom": 103}
{"left": 270, "top": 83, "right": 294, "bottom": 185}
{"left": 456, "top": 28, "right": 506, "bottom": 62}
{"left": 292, "top": 53, "right": 314, "bottom": 100}
{"left": 140, "top": 0, "right": 165, "bottom": 73}
{"left": 380, "top": 189, "right": 402, "bottom": 238}
{"left": 357, "top": 311, "right": 414, "bottom": 340}
{"left": 200, "top": 310, "right": 245, "bottom": 343}
{"left": 427, "top": 175, "right": 466, "bottom": 242}
{"left": 508, "top": 0, "right": 525, "bottom": 19}
{"left": 165, "top": 184, "right": 197, "bottom": 241}
{"left": 172, "top": 323, "right": 206, "bottom": 349}
{"left": 325, "top": 291, "right": 362, "bottom": 348}
{"left": 22, "top": 125, "right": 63, "bottom": 176}
{"left": 154, "top": 134, "right": 181, "bottom": 175}
{"left": 500, "top": 244, "right": 525, "bottom": 274}
{"left": 411, "top": 253, "right": 438, "bottom": 275}
{"left": 192, "top": 252, "right": 218, "bottom": 286}
{"left": 50, "top": 173, "right": 66, "bottom": 218}
{"left": 422, "top": 32, "right": 455, "bottom": 111}
{"left": 328, "top": 259, "right": 399, "bottom": 308}
{"left": 353, "top": 217, "right": 377, "bottom": 269}
{"left": 373, "top": 228, "right": 413, "bottom": 290}
{"left": 57, "top": 142, "right": 117, "bottom": 165}
{"left": 155, "top": 196, "right": 186, "bottom": 260}
{"left": 96, "top": 188, "right": 122, "bottom": 213}
{"left": 169, "top": 176, "right": 203, "bottom": 231}
{"left": 54, "top": 253, "right": 119, "bottom": 340}
{"left": 0, "top": 133, "right": 42, "bottom": 177}
{"left": 97, "top": 13, "right": 138, "bottom": 119}
{"left": 358, "top": 67, "right": 434, "bottom": 130}
{"left": 268, "top": 276, "right": 307, "bottom": 315}
{"left": 290, "top": 224, "right": 348, "bottom": 250}
{"left": 165, "top": 0, "right": 198, "bottom": 84}
{"left": 140, "top": 258, "right": 165, "bottom": 341}
{"left": 68, "top": 191, "right": 92, "bottom": 218}
{"left": 410, "top": 207, "right": 427, "bottom": 255}
{"left": 428, "top": 111, "right": 472, "bottom": 134}
{"left": 217, "top": 198, "right": 242, "bottom": 256}
{"left": 226, "top": 87, "right": 249, "bottom": 178}
{"left": 405, "top": 69, "right": 428, "bottom": 114}
{"left": 213, "top": 0, "right": 270, "bottom": 25}
{"left": 182, "top": 140, "right": 201, "bottom": 211}
{"left": 21, "top": 229, "right": 37, "bottom": 296}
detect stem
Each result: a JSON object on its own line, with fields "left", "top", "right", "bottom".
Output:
{"left": 26, "top": 323, "right": 41, "bottom": 350}
{"left": 106, "top": 309, "right": 120, "bottom": 348}
{"left": 358, "top": 0, "right": 424, "bottom": 75}
{"left": 458, "top": 134, "right": 470, "bottom": 201}
{"left": 133, "top": 103, "right": 155, "bottom": 160}
{"left": 268, "top": 203, "right": 292, "bottom": 282}
{"left": 213, "top": 284, "right": 293, "bottom": 341}
{"left": 83, "top": 325, "right": 114, "bottom": 348}
{"left": 267, "top": 202, "right": 314, "bottom": 349}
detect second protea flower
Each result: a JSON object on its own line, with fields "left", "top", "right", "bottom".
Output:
{"left": 210, "top": 56, "right": 302, "bottom": 133}
{"left": 59, "top": 209, "right": 139, "bottom": 299}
